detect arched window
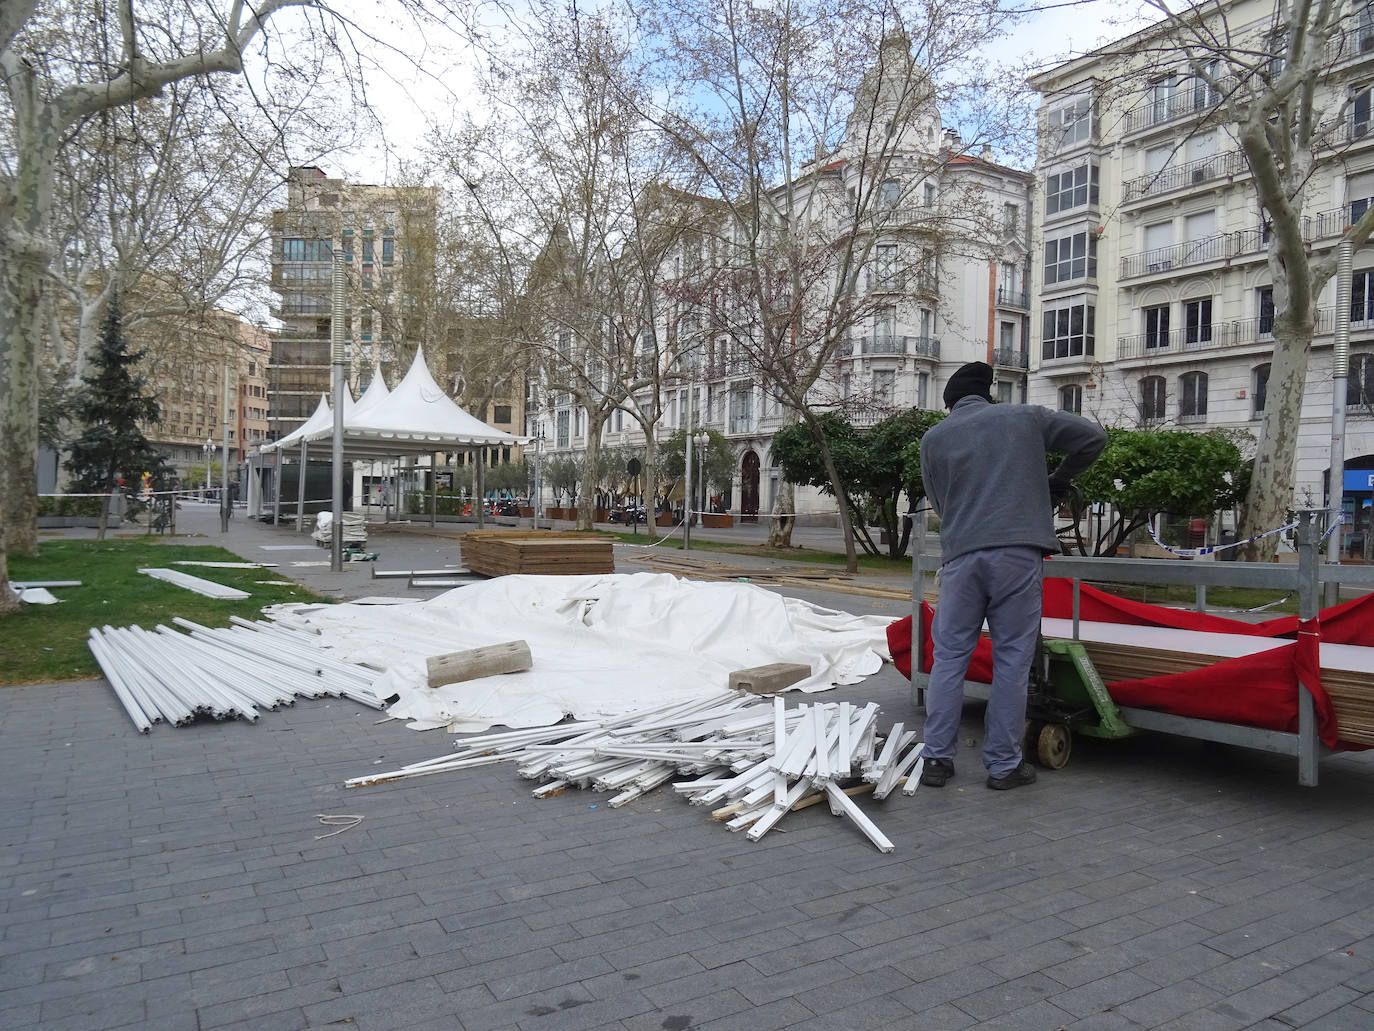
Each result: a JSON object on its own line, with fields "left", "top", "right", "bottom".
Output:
{"left": 1350, "top": 353, "right": 1374, "bottom": 408}
{"left": 1180, "top": 371, "right": 1208, "bottom": 422}
{"left": 1059, "top": 384, "right": 1082, "bottom": 414}
{"left": 1141, "top": 376, "right": 1166, "bottom": 423}
{"left": 1253, "top": 363, "right": 1271, "bottom": 417}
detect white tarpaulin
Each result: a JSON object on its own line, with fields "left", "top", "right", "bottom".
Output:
{"left": 271, "top": 573, "right": 894, "bottom": 732}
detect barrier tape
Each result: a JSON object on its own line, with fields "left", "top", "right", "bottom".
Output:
{"left": 1145, "top": 513, "right": 1341, "bottom": 558}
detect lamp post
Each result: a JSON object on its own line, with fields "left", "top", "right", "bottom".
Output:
{"left": 694, "top": 430, "right": 709, "bottom": 527}
{"left": 203, "top": 438, "right": 214, "bottom": 501}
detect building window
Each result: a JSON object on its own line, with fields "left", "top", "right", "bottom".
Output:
{"left": 1253, "top": 363, "right": 1271, "bottom": 417}
{"left": 1351, "top": 354, "right": 1374, "bottom": 407}
{"left": 1141, "top": 376, "right": 1166, "bottom": 423}
{"left": 1002, "top": 202, "right": 1019, "bottom": 229}
{"left": 916, "top": 371, "right": 929, "bottom": 409}
{"left": 999, "top": 321, "right": 1015, "bottom": 350}
{"left": 1059, "top": 384, "right": 1083, "bottom": 414}
{"left": 1046, "top": 163, "right": 1099, "bottom": 215}
{"left": 1184, "top": 298, "right": 1213, "bottom": 346}
{"left": 1048, "top": 96, "right": 1092, "bottom": 149}
{"left": 381, "top": 234, "right": 395, "bottom": 264}
{"left": 880, "top": 180, "right": 901, "bottom": 207}
{"left": 1041, "top": 301, "right": 1096, "bottom": 360}
{"left": 1259, "top": 287, "right": 1276, "bottom": 335}
{"left": 923, "top": 182, "right": 936, "bottom": 207}
{"left": 1352, "top": 270, "right": 1374, "bottom": 324}
{"left": 362, "top": 235, "right": 374, "bottom": 263}
{"left": 872, "top": 369, "right": 895, "bottom": 406}
{"left": 1355, "top": 86, "right": 1373, "bottom": 139}
{"left": 1044, "top": 231, "right": 1097, "bottom": 285}
{"left": 1180, "top": 371, "right": 1208, "bottom": 421}
{"left": 280, "top": 238, "right": 331, "bottom": 261}
{"left": 997, "top": 380, "right": 1013, "bottom": 403}
{"left": 871, "top": 244, "right": 901, "bottom": 290}
{"left": 1144, "top": 304, "right": 1171, "bottom": 349}
{"left": 493, "top": 405, "right": 512, "bottom": 424}
{"left": 556, "top": 410, "right": 570, "bottom": 448}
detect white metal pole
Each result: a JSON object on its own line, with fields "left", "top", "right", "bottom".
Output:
{"left": 1326, "top": 239, "right": 1353, "bottom": 605}
{"left": 220, "top": 362, "right": 230, "bottom": 532}
{"left": 330, "top": 249, "right": 346, "bottom": 572}
{"left": 296, "top": 440, "right": 308, "bottom": 533}
{"left": 684, "top": 385, "right": 694, "bottom": 549}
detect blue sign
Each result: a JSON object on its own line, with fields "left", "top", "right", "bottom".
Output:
{"left": 1345, "top": 470, "right": 1374, "bottom": 492}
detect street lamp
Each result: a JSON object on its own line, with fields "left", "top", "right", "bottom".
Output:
{"left": 203, "top": 438, "right": 214, "bottom": 501}
{"left": 693, "top": 430, "right": 709, "bottom": 524}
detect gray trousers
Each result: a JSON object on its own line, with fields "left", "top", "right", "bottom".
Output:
{"left": 923, "top": 546, "right": 1043, "bottom": 777}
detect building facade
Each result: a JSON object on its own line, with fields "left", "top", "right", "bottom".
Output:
{"left": 1030, "top": 1, "right": 1374, "bottom": 557}
{"left": 531, "top": 37, "right": 1033, "bottom": 523}
{"left": 267, "top": 166, "right": 440, "bottom": 440}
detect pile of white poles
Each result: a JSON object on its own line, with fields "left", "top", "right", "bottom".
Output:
{"left": 88, "top": 616, "right": 387, "bottom": 733}
{"left": 346, "top": 692, "right": 924, "bottom": 852}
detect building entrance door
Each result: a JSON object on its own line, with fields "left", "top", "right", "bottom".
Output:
{"left": 741, "top": 450, "right": 760, "bottom": 522}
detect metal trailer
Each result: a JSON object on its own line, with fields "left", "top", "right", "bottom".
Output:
{"left": 908, "top": 510, "right": 1374, "bottom": 786}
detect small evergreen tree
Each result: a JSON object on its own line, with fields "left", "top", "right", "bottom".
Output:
{"left": 64, "top": 294, "right": 171, "bottom": 539}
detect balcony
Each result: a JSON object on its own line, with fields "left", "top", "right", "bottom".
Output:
{"left": 866, "top": 268, "right": 937, "bottom": 295}
{"left": 706, "top": 358, "right": 751, "bottom": 379}
{"left": 1123, "top": 206, "right": 1354, "bottom": 280}
{"left": 1117, "top": 308, "right": 1334, "bottom": 359}
{"left": 996, "top": 287, "right": 1029, "bottom": 310}
{"left": 840, "top": 335, "right": 941, "bottom": 358}
{"left": 1326, "top": 23, "right": 1374, "bottom": 65}
{"left": 992, "top": 347, "right": 1029, "bottom": 369}
{"left": 1123, "top": 78, "right": 1234, "bottom": 135}
{"left": 1122, "top": 150, "right": 1249, "bottom": 203}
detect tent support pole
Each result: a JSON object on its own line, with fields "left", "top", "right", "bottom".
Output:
{"left": 272, "top": 458, "right": 281, "bottom": 527}
{"left": 431, "top": 454, "right": 440, "bottom": 528}
{"left": 476, "top": 447, "right": 486, "bottom": 530}
{"left": 297, "top": 440, "right": 308, "bottom": 533}
{"left": 329, "top": 249, "right": 346, "bottom": 572}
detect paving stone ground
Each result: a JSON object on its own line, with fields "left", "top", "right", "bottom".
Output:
{"left": 6, "top": 507, "right": 1374, "bottom": 1030}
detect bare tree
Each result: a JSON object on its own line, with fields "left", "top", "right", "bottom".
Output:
{"left": 0, "top": 0, "right": 319, "bottom": 613}
{"left": 436, "top": 0, "right": 704, "bottom": 531}
{"left": 640, "top": 0, "right": 1028, "bottom": 570}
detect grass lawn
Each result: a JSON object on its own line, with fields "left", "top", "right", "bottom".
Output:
{"left": 2, "top": 539, "right": 322, "bottom": 685}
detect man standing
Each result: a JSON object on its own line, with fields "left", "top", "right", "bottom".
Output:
{"left": 918, "top": 362, "right": 1106, "bottom": 790}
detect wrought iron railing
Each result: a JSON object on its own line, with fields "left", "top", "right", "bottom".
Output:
{"left": 992, "top": 347, "right": 1029, "bottom": 369}
{"left": 1122, "top": 150, "right": 1249, "bottom": 202}
{"left": 1123, "top": 77, "right": 1233, "bottom": 134}
{"left": 1117, "top": 308, "right": 1334, "bottom": 359}
{"left": 996, "top": 287, "right": 1029, "bottom": 310}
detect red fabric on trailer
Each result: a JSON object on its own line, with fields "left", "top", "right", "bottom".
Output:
{"left": 884, "top": 595, "right": 1363, "bottom": 749}
{"left": 1039, "top": 576, "right": 1374, "bottom": 646}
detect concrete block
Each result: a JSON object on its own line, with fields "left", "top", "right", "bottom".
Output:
{"left": 727, "top": 662, "right": 810, "bottom": 695}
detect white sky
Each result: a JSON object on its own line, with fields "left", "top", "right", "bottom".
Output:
{"left": 299, "top": 1, "right": 1160, "bottom": 186}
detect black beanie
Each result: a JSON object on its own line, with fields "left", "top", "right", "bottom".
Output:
{"left": 943, "top": 361, "right": 995, "bottom": 408}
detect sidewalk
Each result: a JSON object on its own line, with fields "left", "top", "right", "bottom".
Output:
{"left": 8, "top": 504, "right": 1374, "bottom": 1030}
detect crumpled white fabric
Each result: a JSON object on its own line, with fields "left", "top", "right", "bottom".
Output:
{"left": 271, "top": 572, "right": 893, "bottom": 732}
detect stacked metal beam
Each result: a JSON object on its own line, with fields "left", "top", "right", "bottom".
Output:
{"left": 345, "top": 692, "right": 924, "bottom": 852}
{"left": 88, "top": 617, "right": 386, "bottom": 733}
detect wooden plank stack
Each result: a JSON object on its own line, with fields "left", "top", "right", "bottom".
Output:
{"left": 459, "top": 530, "right": 615, "bottom": 577}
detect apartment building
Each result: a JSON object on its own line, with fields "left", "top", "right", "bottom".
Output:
{"left": 1030, "top": 1, "right": 1374, "bottom": 557}
{"left": 267, "top": 166, "right": 439, "bottom": 440}
{"left": 146, "top": 312, "right": 272, "bottom": 477}
{"left": 534, "top": 35, "right": 1033, "bottom": 523}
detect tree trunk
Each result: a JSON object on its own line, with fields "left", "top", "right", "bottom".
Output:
{"left": 767, "top": 479, "right": 795, "bottom": 549}
{"left": 642, "top": 433, "right": 659, "bottom": 536}
{"left": 1239, "top": 315, "right": 1312, "bottom": 560}
{"left": 815, "top": 436, "right": 858, "bottom": 573}
{"left": 1, "top": 62, "right": 58, "bottom": 565}
{"left": 576, "top": 418, "right": 605, "bottom": 531}
{"left": 0, "top": 542, "right": 15, "bottom": 616}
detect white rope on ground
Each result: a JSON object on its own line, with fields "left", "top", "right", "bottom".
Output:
{"left": 314, "top": 814, "right": 364, "bottom": 839}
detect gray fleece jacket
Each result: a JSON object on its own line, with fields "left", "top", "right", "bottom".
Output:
{"left": 919, "top": 398, "right": 1107, "bottom": 564}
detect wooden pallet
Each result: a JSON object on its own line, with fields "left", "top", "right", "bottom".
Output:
{"left": 460, "top": 530, "right": 614, "bottom": 577}
{"left": 629, "top": 552, "right": 919, "bottom": 602}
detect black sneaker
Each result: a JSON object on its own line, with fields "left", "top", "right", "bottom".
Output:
{"left": 919, "top": 757, "right": 955, "bottom": 787}
{"left": 986, "top": 762, "right": 1037, "bottom": 790}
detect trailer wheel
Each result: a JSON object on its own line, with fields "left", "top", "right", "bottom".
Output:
{"left": 1036, "top": 723, "right": 1072, "bottom": 770}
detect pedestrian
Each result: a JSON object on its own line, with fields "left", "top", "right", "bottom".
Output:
{"left": 918, "top": 361, "right": 1106, "bottom": 791}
